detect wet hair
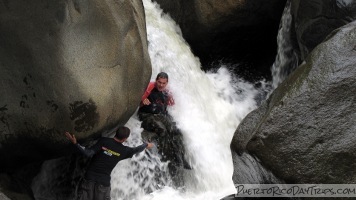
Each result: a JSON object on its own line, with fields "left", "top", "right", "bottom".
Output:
{"left": 156, "top": 72, "right": 169, "bottom": 81}
{"left": 115, "top": 126, "right": 130, "bottom": 140}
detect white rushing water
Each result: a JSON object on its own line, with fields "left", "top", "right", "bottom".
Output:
{"left": 110, "top": 0, "right": 267, "bottom": 199}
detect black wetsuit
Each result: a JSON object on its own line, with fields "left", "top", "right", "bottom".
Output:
{"left": 76, "top": 138, "right": 147, "bottom": 186}
{"left": 138, "top": 87, "right": 169, "bottom": 115}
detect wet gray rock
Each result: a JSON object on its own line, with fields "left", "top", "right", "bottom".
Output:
{"left": 0, "top": 0, "right": 151, "bottom": 171}
{"left": 139, "top": 113, "right": 190, "bottom": 187}
{"left": 231, "top": 21, "right": 356, "bottom": 185}
{"left": 0, "top": 192, "right": 11, "bottom": 200}
{"left": 291, "top": 0, "right": 356, "bottom": 60}
{"left": 0, "top": 0, "right": 151, "bottom": 198}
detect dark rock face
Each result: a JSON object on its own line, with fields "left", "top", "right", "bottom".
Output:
{"left": 0, "top": 0, "right": 151, "bottom": 198}
{"left": 231, "top": 21, "right": 356, "bottom": 184}
{"left": 291, "top": 0, "right": 356, "bottom": 60}
{"left": 139, "top": 113, "right": 189, "bottom": 187}
{"left": 153, "top": 0, "right": 287, "bottom": 80}
{"left": 31, "top": 155, "right": 88, "bottom": 200}
{"left": 0, "top": 0, "right": 151, "bottom": 171}
{"left": 0, "top": 192, "right": 10, "bottom": 200}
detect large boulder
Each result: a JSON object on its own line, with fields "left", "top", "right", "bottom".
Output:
{"left": 291, "top": 0, "right": 356, "bottom": 60}
{"left": 231, "top": 20, "right": 356, "bottom": 185}
{"left": 0, "top": 0, "right": 151, "bottom": 172}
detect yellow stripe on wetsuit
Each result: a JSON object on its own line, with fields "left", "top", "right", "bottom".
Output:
{"left": 102, "top": 147, "right": 120, "bottom": 157}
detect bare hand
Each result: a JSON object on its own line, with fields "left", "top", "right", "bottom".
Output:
{"left": 146, "top": 142, "right": 154, "bottom": 149}
{"left": 65, "top": 132, "right": 77, "bottom": 144}
{"left": 143, "top": 98, "right": 151, "bottom": 105}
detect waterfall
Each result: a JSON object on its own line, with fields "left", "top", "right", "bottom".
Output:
{"left": 110, "top": 0, "right": 269, "bottom": 199}
{"left": 228, "top": 0, "right": 297, "bottom": 188}
{"left": 271, "top": 0, "right": 299, "bottom": 89}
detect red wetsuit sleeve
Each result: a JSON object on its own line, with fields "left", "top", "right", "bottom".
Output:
{"left": 141, "top": 82, "right": 156, "bottom": 102}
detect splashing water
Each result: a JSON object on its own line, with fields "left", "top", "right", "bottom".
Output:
{"left": 271, "top": 0, "right": 299, "bottom": 89}
{"left": 110, "top": 0, "right": 268, "bottom": 199}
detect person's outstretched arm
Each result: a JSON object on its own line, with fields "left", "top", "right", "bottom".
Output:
{"left": 65, "top": 132, "right": 97, "bottom": 157}
{"left": 127, "top": 142, "right": 154, "bottom": 158}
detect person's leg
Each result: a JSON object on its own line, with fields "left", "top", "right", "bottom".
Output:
{"left": 94, "top": 183, "right": 111, "bottom": 200}
{"left": 77, "top": 179, "right": 95, "bottom": 200}
{"left": 140, "top": 114, "right": 167, "bottom": 136}
{"left": 137, "top": 111, "right": 150, "bottom": 121}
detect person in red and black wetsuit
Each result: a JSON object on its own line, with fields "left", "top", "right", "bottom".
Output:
{"left": 137, "top": 72, "right": 191, "bottom": 187}
{"left": 138, "top": 72, "right": 174, "bottom": 115}
{"left": 65, "top": 126, "right": 153, "bottom": 200}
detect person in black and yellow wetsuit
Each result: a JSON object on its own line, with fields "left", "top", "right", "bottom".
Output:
{"left": 65, "top": 126, "right": 153, "bottom": 200}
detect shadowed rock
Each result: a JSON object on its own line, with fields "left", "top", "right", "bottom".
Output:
{"left": 231, "top": 21, "right": 356, "bottom": 185}
{"left": 139, "top": 113, "right": 191, "bottom": 188}
{"left": 291, "top": 0, "right": 356, "bottom": 60}
{"left": 0, "top": 0, "right": 151, "bottom": 170}
{"left": 0, "top": 0, "right": 151, "bottom": 198}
